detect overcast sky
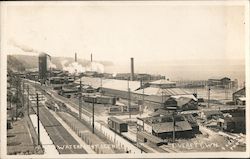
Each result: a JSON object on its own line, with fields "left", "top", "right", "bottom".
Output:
{"left": 2, "top": 1, "right": 246, "bottom": 65}
{"left": 2, "top": 1, "right": 247, "bottom": 82}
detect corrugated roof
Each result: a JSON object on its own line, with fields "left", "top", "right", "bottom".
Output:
{"left": 149, "top": 80, "right": 176, "bottom": 85}
{"left": 175, "top": 97, "right": 193, "bottom": 107}
{"left": 204, "top": 110, "right": 223, "bottom": 116}
{"left": 137, "top": 131, "right": 165, "bottom": 143}
{"left": 108, "top": 117, "right": 127, "bottom": 124}
{"left": 152, "top": 121, "right": 192, "bottom": 133}
{"left": 102, "top": 79, "right": 140, "bottom": 92}
{"left": 75, "top": 77, "right": 140, "bottom": 91}
{"left": 144, "top": 95, "right": 171, "bottom": 103}
{"left": 135, "top": 87, "right": 192, "bottom": 96}
{"left": 172, "top": 94, "right": 197, "bottom": 101}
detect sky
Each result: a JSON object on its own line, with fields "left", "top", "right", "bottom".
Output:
{"left": 1, "top": 1, "right": 247, "bottom": 82}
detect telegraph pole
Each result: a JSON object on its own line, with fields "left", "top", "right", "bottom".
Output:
{"left": 27, "top": 85, "right": 30, "bottom": 115}
{"left": 128, "top": 80, "right": 131, "bottom": 119}
{"left": 207, "top": 85, "right": 211, "bottom": 108}
{"left": 92, "top": 97, "right": 95, "bottom": 134}
{"left": 79, "top": 79, "right": 82, "bottom": 119}
{"left": 36, "top": 93, "right": 41, "bottom": 146}
{"left": 16, "top": 78, "right": 19, "bottom": 121}
{"left": 22, "top": 80, "right": 25, "bottom": 111}
{"left": 141, "top": 84, "right": 144, "bottom": 117}
{"left": 79, "top": 94, "right": 82, "bottom": 119}
{"left": 172, "top": 112, "right": 176, "bottom": 143}
{"left": 100, "top": 77, "right": 103, "bottom": 96}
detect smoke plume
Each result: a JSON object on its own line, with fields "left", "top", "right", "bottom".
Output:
{"left": 87, "top": 62, "right": 105, "bottom": 73}
{"left": 9, "top": 39, "right": 41, "bottom": 53}
{"left": 61, "top": 59, "right": 105, "bottom": 74}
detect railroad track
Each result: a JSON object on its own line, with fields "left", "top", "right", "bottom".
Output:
{"left": 159, "top": 145, "right": 179, "bottom": 153}
{"left": 29, "top": 85, "right": 87, "bottom": 154}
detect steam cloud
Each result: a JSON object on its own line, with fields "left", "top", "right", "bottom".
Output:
{"left": 48, "top": 60, "right": 57, "bottom": 69}
{"left": 61, "top": 60, "right": 105, "bottom": 74}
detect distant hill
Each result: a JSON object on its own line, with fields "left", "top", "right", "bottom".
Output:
{"left": 7, "top": 55, "right": 26, "bottom": 72}
{"left": 7, "top": 54, "right": 114, "bottom": 71}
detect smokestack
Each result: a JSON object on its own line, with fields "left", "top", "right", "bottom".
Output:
{"left": 130, "top": 57, "right": 134, "bottom": 81}
{"left": 91, "top": 53, "right": 93, "bottom": 62}
{"left": 75, "top": 53, "right": 77, "bottom": 62}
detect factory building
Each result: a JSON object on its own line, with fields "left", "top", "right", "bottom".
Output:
{"left": 208, "top": 77, "right": 232, "bottom": 88}
{"left": 232, "top": 87, "right": 246, "bottom": 105}
{"left": 148, "top": 79, "right": 176, "bottom": 88}
{"left": 38, "top": 53, "right": 51, "bottom": 84}
{"left": 75, "top": 77, "right": 197, "bottom": 111}
{"left": 113, "top": 73, "right": 165, "bottom": 81}
{"left": 137, "top": 115, "right": 197, "bottom": 140}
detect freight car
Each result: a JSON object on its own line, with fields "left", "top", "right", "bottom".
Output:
{"left": 83, "top": 95, "right": 116, "bottom": 105}
{"left": 96, "top": 96, "right": 116, "bottom": 105}
{"left": 108, "top": 117, "right": 128, "bottom": 134}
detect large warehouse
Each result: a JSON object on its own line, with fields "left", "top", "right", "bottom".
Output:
{"left": 75, "top": 77, "right": 198, "bottom": 110}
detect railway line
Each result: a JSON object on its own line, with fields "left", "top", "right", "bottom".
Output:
{"left": 27, "top": 80, "right": 181, "bottom": 154}
{"left": 28, "top": 85, "right": 87, "bottom": 154}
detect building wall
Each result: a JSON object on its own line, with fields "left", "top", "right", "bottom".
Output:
{"left": 39, "top": 53, "right": 50, "bottom": 81}
{"left": 232, "top": 88, "right": 245, "bottom": 102}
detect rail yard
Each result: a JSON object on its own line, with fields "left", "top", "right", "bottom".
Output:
{"left": 6, "top": 52, "right": 246, "bottom": 155}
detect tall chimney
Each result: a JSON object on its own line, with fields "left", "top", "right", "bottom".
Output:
{"left": 75, "top": 52, "right": 77, "bottom": 62}
{"left": 91, "top": 53, "right": 93, "bottom": 62}
{"left": 130, "top": 57, "right": 134, "bottom": 81}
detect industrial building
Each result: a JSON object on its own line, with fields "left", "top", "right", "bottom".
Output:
{"left": 137, "top": 115, "right": 198, "bottom": 140}
{"left": 74, "top": 77, "right": 198, "bottom": 111}
{"left": 232, "top": 87, "right": 246, "bottom": 105}
{"left": 38, "top": 53, "right": 51, "bottom": 84}
{"left": 148, "top": 79, "right": 176, "bottom": 88}
{"left": 208, "top": 77, "right": 232, "bottom": 88}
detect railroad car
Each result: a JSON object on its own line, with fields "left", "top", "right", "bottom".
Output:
{"left": 83, "top": 95, "right": 116, "bottom": 105}
{"left": 108, "top": 117, "right": 128, "bottom": 134}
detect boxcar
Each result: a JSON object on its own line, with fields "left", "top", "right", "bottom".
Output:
{"left": 108, "top": 117, "right": 128, "bottom": 134}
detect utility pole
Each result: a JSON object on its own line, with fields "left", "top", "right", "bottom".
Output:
{"left": 16, "top": 77, "right": 19, "bottom": 121}
{"left": 128, "top": 80, "right": 131, "bottom": 119}
{"left": 100, "top": 77, "right": 103, "bottom": 96}
{"left": 141, "top": 85, "right": 144, "bottom": 117}
{"left": 172, "top": 112, "right": 176, "bottom": 143}
{"left": 27, "top": 85, "right": 30, "bottom": 115}
{"left": 79, "top": 78, "right": 82, "bottom": 119}
{"left": 9, "top": 77, "right": 13, "bottom": 121}
{"left": 22, "top": 80, "right": 25, "bottom": 111}
{"left": 92, "top": 97, "right": 95, "bottom": 134}
{"left": 36, "top": 93, "right": 41, "bottom": 146}
{"left": 79, "top": 94, "right": 82, "bottom": 119}
{"left": 207, "top": 85, "right": 211, "bottom": 108}
{"left": 9, "top": 77, "right": 12, "bottom": 109}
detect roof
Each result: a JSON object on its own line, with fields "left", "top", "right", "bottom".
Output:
{"left": 233, "top": 87, "right": 246, "bottom": 95}
{"left": 224, "top": 116, "right": 245, "bottom": 122}
{"left": 144, "top": 95, "right": 173, "bottom": 103}
{"left": 149, "top": 80, "right": 176, "bottom": 85}
{"left": 142, "top": 115, "right": 186, "bottom": 124}
{"left": 149, "top": 109, "right": 172, "bottom": 117}
{"left": 172, "top": 94, "right": 197, "bottom": 101}
{"left": 75, "top": 77, "right": 102, "bottom": 88}
{"left": 102, "top": 79, "right": 140, "bottom": 92}
{"left": 135, "top": 87, "right": 192, "bottom": 96}
{"left": 152, "top": 121, "right": 192, "bottom": 133}
{"left": 137, "top": 131, "right": 166, "bottom": 143}
{"left": 204, "top": 110, "right": 223, "bottom": 116}
{"left": 238, "top": 97, "right": 246, "bottom": 101}
{"left": 108, "top": 117, "right": 127, "bottom": 124}
{"left": 75, "top": 77, "right": 140, "bottom": 91}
